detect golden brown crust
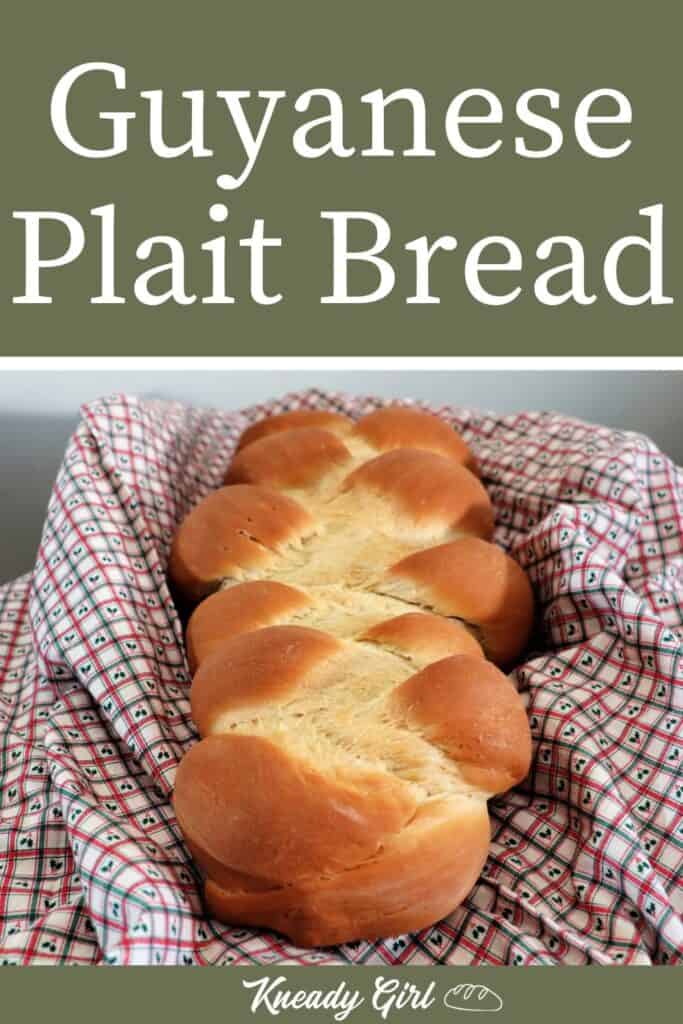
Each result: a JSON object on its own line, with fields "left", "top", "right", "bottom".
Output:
{"left": 185, "top": 581, "right": 310, "bottom": 672}
{"left": 362, "top": 612, "right": 484, "bottom": 663}
{"left": 354, "top": 406, "right": 478, "bottom": 472}
{"left": 173, "top": 733, "right": 416, "bottom": 887}
{"left": 238, "top": 410, "right": 352, "bottom": 450}
{"left": 391, "top": 655, "right": 532, "bottom": 792}
{"left": 343, "top": 449, "right": 494, "bottom": 539}
{"left": 191, "top": 625, "right": 340, "bottom": 736}
{"left": 170, "top": 405, "right": 534, "bottom": 947}
{"left": 386, "top": 537, "right": 534, "bottom": 666}
{"left": 225, "top": 427, "right": 352, "bottom": 491}
{"left": 168, "top": 485, "right": 314, "bottom": 603}
{"left": 202, "top": 797, "right": 490, "bottom": 947}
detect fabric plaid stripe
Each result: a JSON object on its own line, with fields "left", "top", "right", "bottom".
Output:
{"left": 1, "top": 389, "right": 681, "bottom": 966}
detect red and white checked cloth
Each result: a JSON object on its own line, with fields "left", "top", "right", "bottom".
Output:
{"left": 1, "top": 390, "right": 681, "bottom": 966}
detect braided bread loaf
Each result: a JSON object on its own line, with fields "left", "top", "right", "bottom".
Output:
{"left": 170, "top": 406, "right": 533, "bottom": 947}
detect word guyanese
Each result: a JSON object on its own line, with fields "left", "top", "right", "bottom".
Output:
{"left": 49, "top": 64, "right": 636, "bottom": 188}
{"left": 9, "top": 63, "right": 675, "bottom": 308}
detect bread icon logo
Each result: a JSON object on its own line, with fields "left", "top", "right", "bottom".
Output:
{"left": 443, "top": 984, "right": 504, "bottom": 1013}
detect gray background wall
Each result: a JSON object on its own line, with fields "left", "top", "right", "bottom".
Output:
{"left": 0, "top": 369, "right": 679, "bottom": 583}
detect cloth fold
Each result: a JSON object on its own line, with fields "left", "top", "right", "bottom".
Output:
{"left": 1, "top": 390, "right": 681, "bottom": 965}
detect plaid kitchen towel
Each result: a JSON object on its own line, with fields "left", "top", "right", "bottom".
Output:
{"left": 0, "top": 389, "right": 681, "bottom": 966}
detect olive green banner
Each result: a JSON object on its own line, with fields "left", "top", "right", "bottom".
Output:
{"left": 1, "top": 965, "right": 679, "bottom": 1021}
{"left": 1, "top": 0, "right": 681, "bottom": 356}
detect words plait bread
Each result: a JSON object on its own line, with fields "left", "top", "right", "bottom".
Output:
{"left": 169, "top": 406, "right": 533, "bottom": 946}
